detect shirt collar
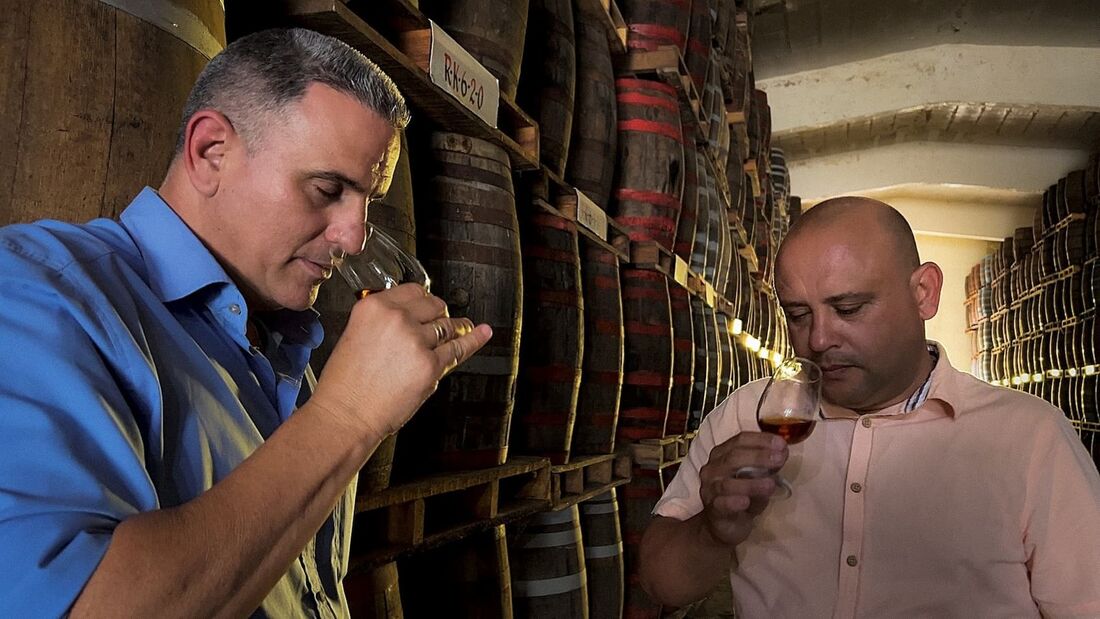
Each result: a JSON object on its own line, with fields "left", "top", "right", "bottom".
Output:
{"left": 119, "top": 187, "right": 323, "bottom": 351}
{"left": 118, "top": 187, "right": 233, "bottom": 304}
{"left": 821, "top": 341, "right": 959, "bottom": 419}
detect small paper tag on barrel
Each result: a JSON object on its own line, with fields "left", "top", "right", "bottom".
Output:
{"left": 673, "top": 256, "right": 689, "bottom": 289}
{"left": 428, "top": 21, "right": 500, "bottom": 128}
{"left": 575, "top": 189, "right": 609, "bottom": 241}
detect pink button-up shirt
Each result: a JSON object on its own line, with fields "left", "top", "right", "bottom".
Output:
{"left": 655, "top": 344, "right": 1100, "bottom": 617}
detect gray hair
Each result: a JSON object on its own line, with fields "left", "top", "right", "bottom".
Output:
{"left": 174, "top": 28, "right": 410, "bottom": 153}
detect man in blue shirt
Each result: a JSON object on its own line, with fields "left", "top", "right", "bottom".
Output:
{"left": 0, "top": 28, "right": 491, "bottom": 616}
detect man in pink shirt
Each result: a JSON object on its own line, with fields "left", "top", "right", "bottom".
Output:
{"left": 640, "top": 197, "right": 1100, "bottom": 617}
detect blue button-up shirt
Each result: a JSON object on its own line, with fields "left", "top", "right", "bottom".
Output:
{"left": 0, "top": 188, "right": 354, "bottom": 617}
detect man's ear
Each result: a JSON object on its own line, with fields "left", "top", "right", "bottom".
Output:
{"left": 910, "top": 262, "right": 943, "bottom": 320}
{"left": 182, "top": 110, "right": 235, "bottom": 197}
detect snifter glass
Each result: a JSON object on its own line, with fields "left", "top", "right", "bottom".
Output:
{"left": 330, "top": 223, "right": 430, "bottom": 298}
{"left": 736, "top": 356, "right": 823, "bottom": 499}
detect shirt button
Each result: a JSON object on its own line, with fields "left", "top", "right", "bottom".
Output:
{"left": 229, "top": 303, "right": 241, "bottom": 315}
{"left": 850, "top": 482, "right": 863, "bottom": 493}
{"left": 861, "top": 417, "right": 873, "bottom": 428}
{"left": 847, "top": 555, "right": 859, "bottom": 567}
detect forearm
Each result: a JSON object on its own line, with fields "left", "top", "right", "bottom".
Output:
{"left": 639, "top": 514, "right": 735, "bottom": 608}
{"left": 72, "top": 402, "right": 381, "bottom": 618}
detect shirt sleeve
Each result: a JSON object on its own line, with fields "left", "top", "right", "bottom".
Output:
{"left": 653, "top": 389, "right": 752, "bottom": 520}
{"left": 0, "top": 256, "right": 156, "bottom": 616}
{"left": 1023, "top": 413, "right": 1100, "bottom": 616}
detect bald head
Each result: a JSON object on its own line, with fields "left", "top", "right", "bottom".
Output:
{"left": 773, "top": 196, "right": 943, "bottom": 412}
{"left": 778, "top": 196, "right": 920, "bottom": 276}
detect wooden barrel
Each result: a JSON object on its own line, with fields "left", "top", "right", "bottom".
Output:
{"left": 700, "top": 163, "right": 720, "bottom": 284}
{"left": 614, "top": 78, "right": 685, "bottom": 250}
{"left": 580, "top": 490, "right": 625, "bottom": 619}
{"left": 620, "top": 0, "right": 691, "bottom": 53}
{"left": 620, "top": 467, "right": 665, "bottom": 619}
{"left": 1063, "top": 319, "right": 1081, "bottom": 420}
{"left": 519, "top": 0, "right": 576, "bottom": 177}
{"left": 399, "top": 132, "right": 522, "bottom": 475}
{"left": 418, "top": 0, "right": 529, "bottom": 99}
{"left": 509, "top": 506, "right": 589, "bottom": 618}
{"left": 689, "top": 150, "right": 712, "bottom": 275}
{"left": 515, "top": 212, "right": 583, "bottom": 465}
{"left": 727, "top": 143, "right": 748, "bottom": 228}
{"left": 704, "top": 59, "right": 731, "bottom": 174}
{"left": 1085, "top": 314, "right": 1099, "bottom": 422}
{"left": 712, "top": 0, "right": 734, "bottom": 53}
{"left": 703, "top": 304, "right": 721, "bottom": 412}
{"left": 668, "top": 285, "right": 695, "bottom": 436}
{"left": 1, "top": 0, "right": 225, "bottom": 225}
{"left": 715, "top": 312, "right": 735, "bottom": 403}
{"left": 312, "top": 132, "right": 414, "bottom": 492}
{"left": 714, "top": 194, "right": 733, "bottom": 300}
{"left": 618, "top": 268, "right": 673, "bottom": 441}
{"left": 724, "top": 12, "right": 752, "bottom": 117}
{"left": 566, "top": 0, "right": 618, "bottom": 209}
{"left": 684, "top": 0, "right": 712, "bottom": 92}
{"left": 573, "top": 237, "right": 624, "bottom": 456}
{"left": 344, "top": 562, "right": 403, "bottom": 619}
{"left": 689, "top": 297, "right": 710, "bottom": 430}
{"left": 400, "top": 525, "right": 513, "bottom": 618}
{"left": 673, "top": 133, "right": 701, "bottom": 263}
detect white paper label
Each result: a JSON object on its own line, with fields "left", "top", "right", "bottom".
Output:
{"left": 673, "top": 256, "right": 689, "bottom": 288}
{"left": 575, "top": 189, "right": 609, "bottom": 241}
{"left": 428, "top": 21, "right": 499, "bottom": 128}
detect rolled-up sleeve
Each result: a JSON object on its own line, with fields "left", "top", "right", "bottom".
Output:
{"left": 0, "top": 254, "right": 156, "bottom": 616}
{"left": 654, "top": 391, "right": 751, "bottom": 521}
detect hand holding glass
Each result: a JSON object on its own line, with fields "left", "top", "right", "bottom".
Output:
{"left": 735, "top": 357, "right": 822, "bottom": 499}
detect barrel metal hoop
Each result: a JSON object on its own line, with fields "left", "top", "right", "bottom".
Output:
{"left": 513, "top": 571, "right": 586, "bottom": 598}
{"left": 98, "top": 0, "right": 224, "bottom": 59}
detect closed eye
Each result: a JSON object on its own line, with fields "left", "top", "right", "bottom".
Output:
{"left": 316, "top": 183, "right": 342, "bottom": 200}
{"left": 785, "top": 309, "right": 811, "bottom": 323}
{"left": 836, "top": 304, "right": 864, "bottom": 316}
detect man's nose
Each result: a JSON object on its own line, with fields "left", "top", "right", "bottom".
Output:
{"left": 808, "top": 313, "right": 838, "bottom": 354}
{"left": 325, "top": 198, "right": 368, "bottom": 256}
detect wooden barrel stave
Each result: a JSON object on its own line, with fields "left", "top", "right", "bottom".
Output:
{"left": 519, "top": 0, "right": 576, "bottom": 177}
{"left": 614, "top": 78, "right": 685, "bottom": 250}
{"left": 620, "top": 467, "right": 665, "bottom": 619}
{"left": 668, "top": 284, "right": 695, "bottom": 436}
{"left": 618, "top": 268, "right": 673, "bottom": 441}
{"left": 579, "top": 490, "right": 625, "bottom": 619}
{"left": 1, "top": 0, "right": 225, "bottom": 225}
{"left": 398, "top": 132, "right": 522, "bottom": 475}
{"left": 573, "top": 238, "right": 624, "bottom": 455}
{"left": 509, "top": 506, "right": 589, "bottom": 618}
{"left": 619, "top": 0, "right": 691, "bottom": 52}
{"left": 515, "top": 212, "right": 583, "bottom": 464}
{"left": 684, "top": 0, "right": 711, "bottom": 91}
{"left": 567, "top": 0, "right": 618, "bottom": 209}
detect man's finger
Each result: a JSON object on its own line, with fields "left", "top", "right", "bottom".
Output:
{"left": 436, "top": 324, "right": 493, "bottom": 374}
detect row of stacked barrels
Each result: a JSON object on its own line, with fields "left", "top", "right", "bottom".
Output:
{"left": 311, "top": 0, "right": 793, "bottom": 617}
{"left": 966, "top": 153, "right": 1100, "bottom": 470}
